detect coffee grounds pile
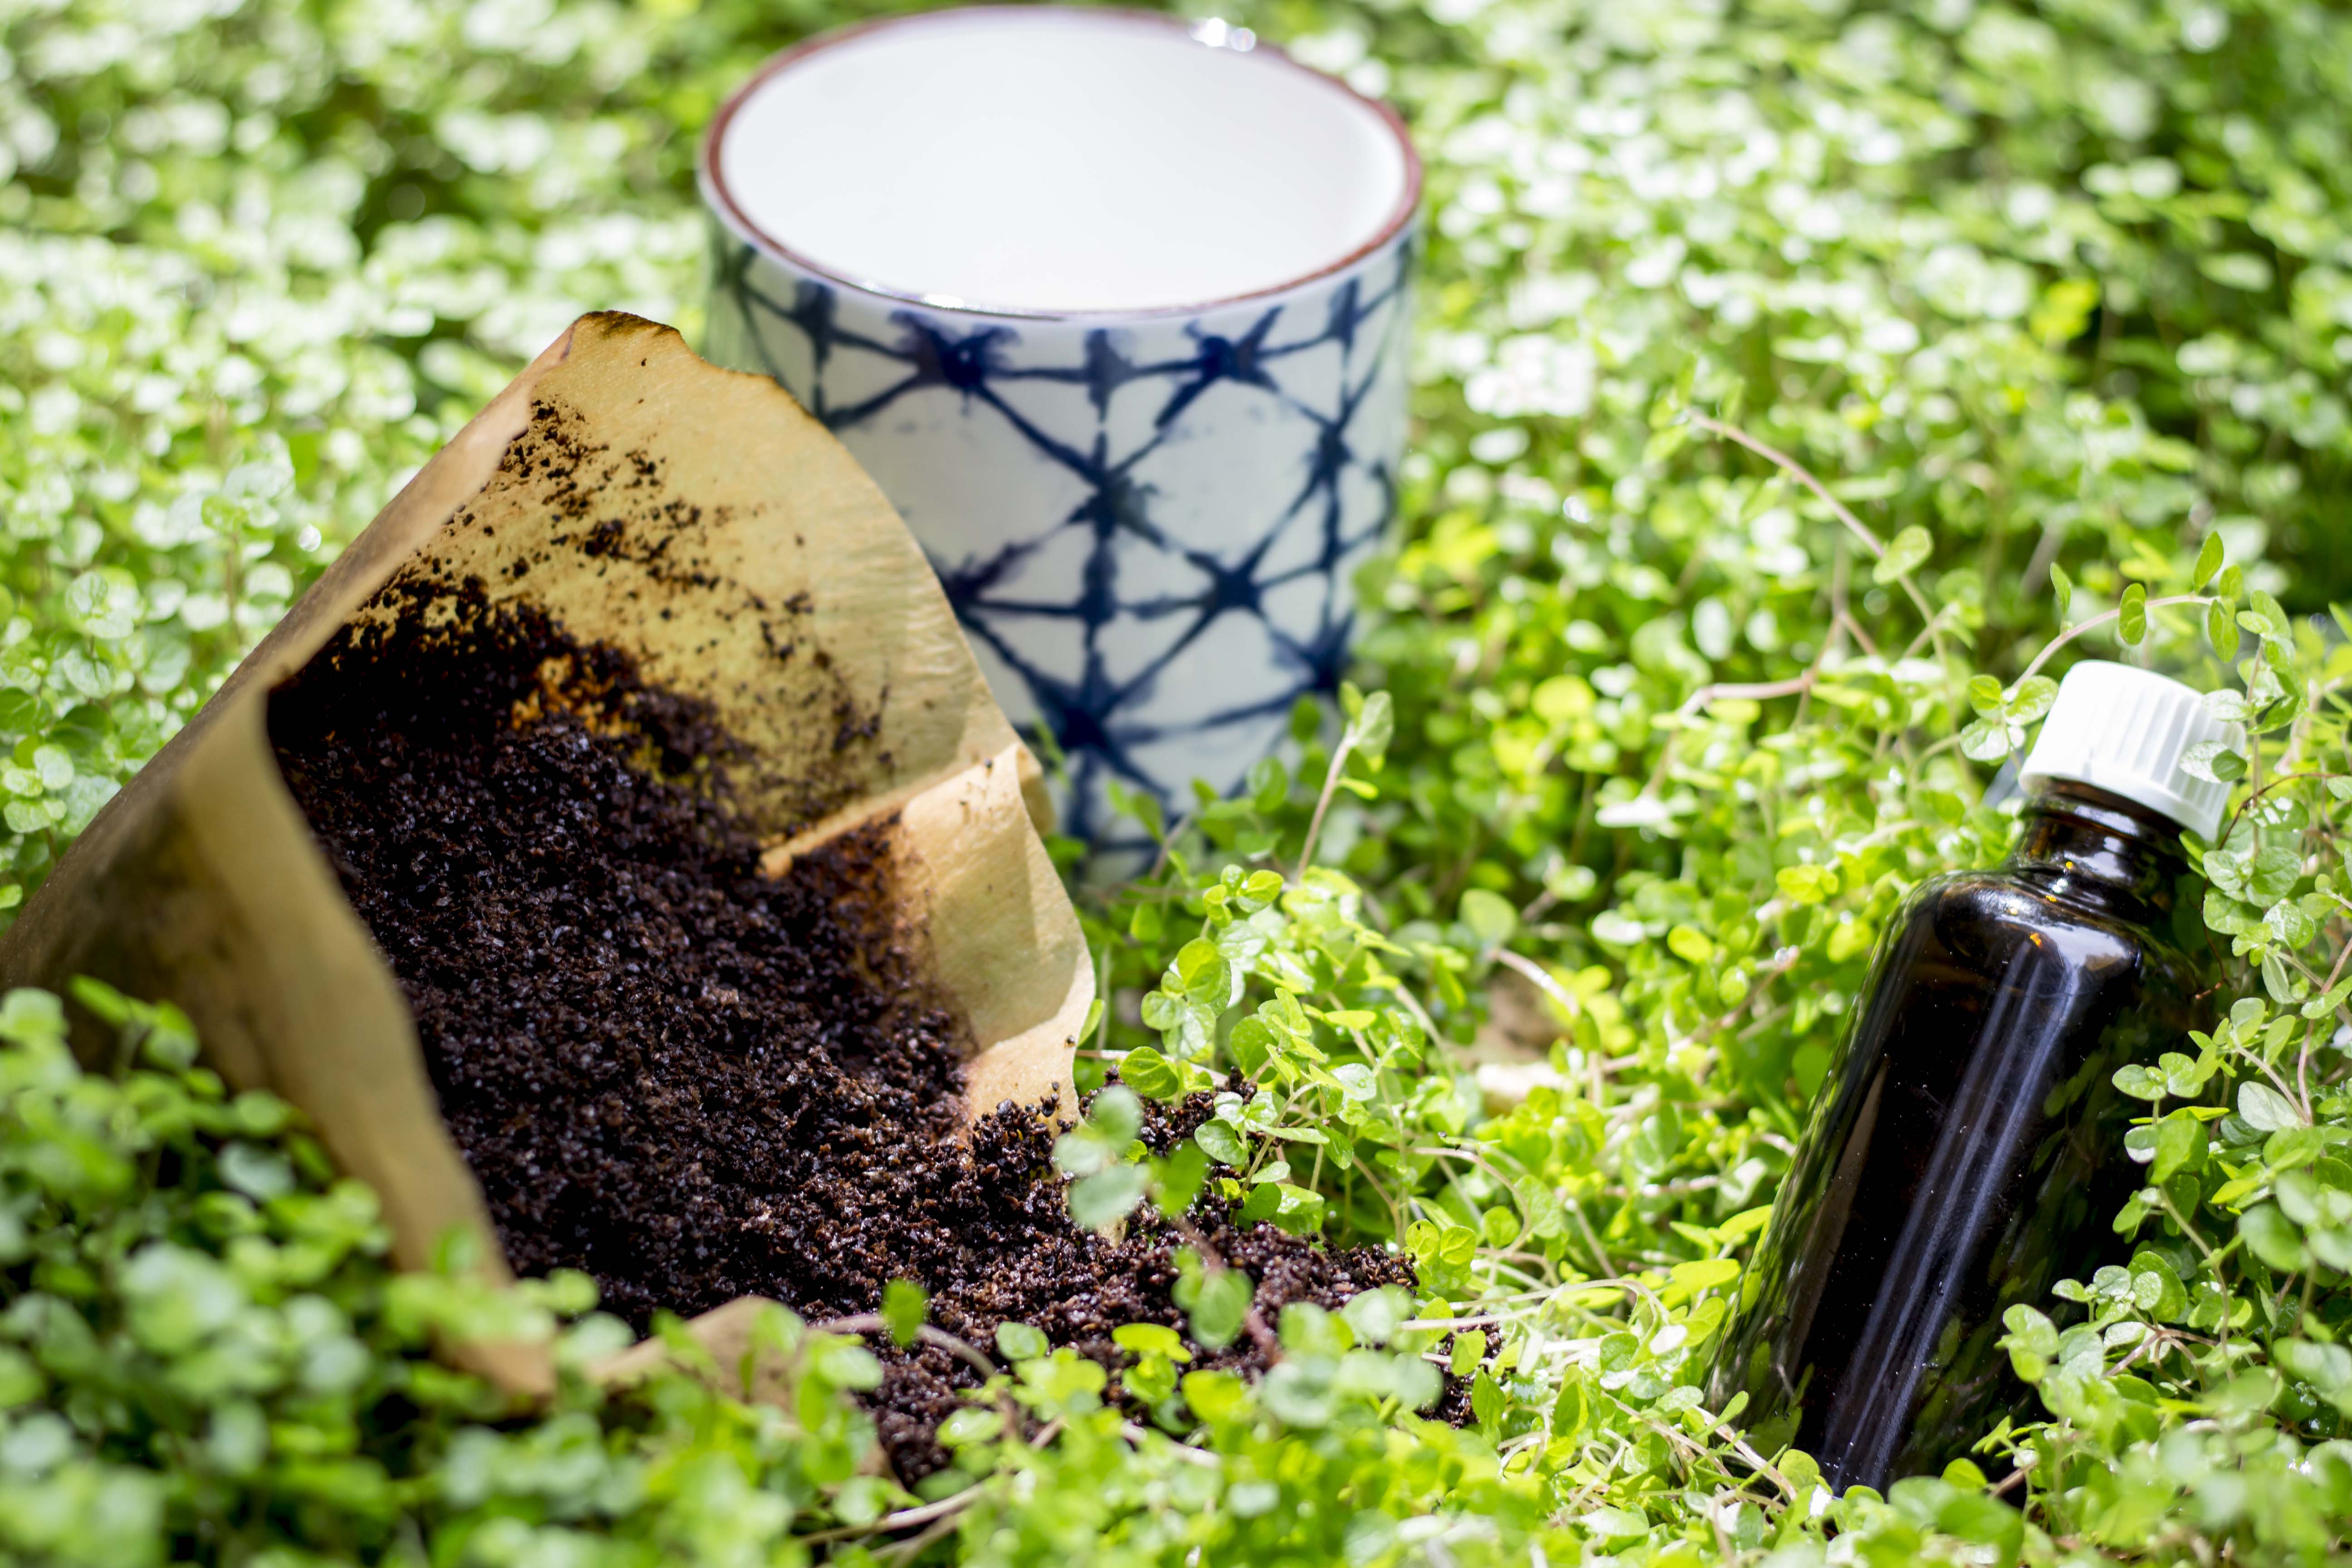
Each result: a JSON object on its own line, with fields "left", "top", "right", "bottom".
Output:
{"left": 268, "top": 580, "right": 1413, "bottom": 1477}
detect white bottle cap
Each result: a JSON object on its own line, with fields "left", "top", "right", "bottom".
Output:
{"left": 2019, "top": 661, "right": 2239, "bottom": 841}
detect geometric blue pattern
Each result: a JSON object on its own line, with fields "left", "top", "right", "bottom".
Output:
{"left": 706, "top": 230, "right": 1415, "bottom": 845}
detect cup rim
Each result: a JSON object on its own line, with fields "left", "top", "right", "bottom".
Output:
{"left": 699, "top": 6, "right": 1423, "bottom": 323}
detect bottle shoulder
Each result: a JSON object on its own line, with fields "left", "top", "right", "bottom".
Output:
{"left": 1893, "top": 867, "right": 2196, "bottom": 987}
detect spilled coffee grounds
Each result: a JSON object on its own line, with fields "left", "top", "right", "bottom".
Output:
{"left": 267, "top": 581, "right": 1412, "bottom": 1476}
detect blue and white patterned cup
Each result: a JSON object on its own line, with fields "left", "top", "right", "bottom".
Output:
{"left": 701, "top": 7, "right": 1418, "bottom": 844}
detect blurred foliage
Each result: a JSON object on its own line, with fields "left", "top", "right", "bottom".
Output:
{"left": 5, "top": 0, "right": 2352, "bottom": 1560}
{"left": 0, "top": 981, "right": 894, "bottom": 1568}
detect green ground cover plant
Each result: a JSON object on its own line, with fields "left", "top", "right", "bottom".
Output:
{"left": 3, "top": 0, "right": 2352, "bottom": 1561}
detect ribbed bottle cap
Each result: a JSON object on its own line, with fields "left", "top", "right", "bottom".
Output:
{"left": 2019, "top": 661, "right": 2239, "bottom": 841}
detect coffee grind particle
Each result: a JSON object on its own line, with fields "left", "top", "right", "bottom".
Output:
{"left": 268, "top": 580, "right": 1413, "bottom": 1477}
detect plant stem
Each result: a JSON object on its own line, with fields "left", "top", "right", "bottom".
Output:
{"left": 1495, "top": 948, "right": 1582, "bottom": 1018}
{"left": 811, "top": 1314, "right": 999, "bottom": 1381}
{"left": 1686, "top": 411, "right": 1950, "bottom": 664}
{"left": 1296, "top": 733, "right": 1356, "bottom": 874}
{"left": 2016, "top": 595, "right": 2214, "bottom": 683}
{"left": 1166, "top": 1213, "right": 1281, "bottom": 1362}
{"left": 801, "top": 1486, "right": 985, "bottom": 1545}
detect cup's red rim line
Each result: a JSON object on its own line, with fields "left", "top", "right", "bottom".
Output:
{"left": 698, "top": 6, "right": 1424, "bottom": 323}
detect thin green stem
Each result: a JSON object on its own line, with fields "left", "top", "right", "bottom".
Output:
{"left": 2017, "top": 596, "right": 2214, "bottom": 683}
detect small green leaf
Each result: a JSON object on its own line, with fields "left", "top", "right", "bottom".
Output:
{"left": 1666, "top": 923, "right": 1714, "bottom": 963}
{"left": 1112, "top": 1322, "right": 1191, "bottom": 1362}
{"left": 2249, "top": 844, "right": 2301, "bottom": 902}
{"left": 1238, "top": 1181, "right": 1283, "bottom": 1225}
{"left": 2050, "top": 562, "right": 2073, "bottom": 618}
{"left": 1117, "top": 1046, "right": 1183, "bottom": 1101}
{"left": 2237, "top": 1080, "right": 2302, "bottom": 1132}
{"left": 1246, "top": 755, "right": 1288, "bottom": 813}
{"left": 1459, "top": 887, "right": 1518, "bottom": 950}
{"left": 1090, "top": 1086, "right": 1143, "bottom": 1146}
{"left": 2240, "top": 1203, "right": 2310, "bottom": 1272}
{"left": 881, "top": 1279, "right": 928, "bottom": 1348}
{"left": 2151, "top": 1110, "right": 2205, "bottom": 1182}
{"left": 2004, "top": 676, "right": 2058, "bottom": 724}
{"left": 1551, "top": 1377, "right": 1590, "bottom": 1443}
{"left": 2191, "top": 533, "right": 2225, "bottom": 590}
{"left": 1188, "top": 1268, "right": 1254, "bottom": 1350}
{"left": 1152, "top": 1142, "right": 1210, "bottom": 1218}
{"left": 1665, "top": 1257, "right": 1740, "bottom": 1298}
{"left": 1348, "top": 689, "right": 1394, "bottom": 767}
{"left": 1942, "top": 1457, "right": 1989, "bottom": 1491}
{"left": 1170, "top": 940, "right": 1235, "bottom": 1011}
{"left": 1341, "top": 1286, "right": 1415, "bottom": 1346}
{"left": 1070, "top": 1164, "right": 1148, "bottom": 1233}
{"left": 218, "top": 1142, "right": 294, "bottom": 1202}
{"left": 1267, "top": 1183, "right": 1327, "bottom": 1236}
{"left": 1108, "top": 779, "right": 1164, "bottom": 840}
{"left": 1470, "top": 1368, "right": 1505, "bottom": 1426}
{"left": 1960, "top": 718, "right": 2014, "bottom": 763}
{"left": 2002, "top": 1303, "right": 2059, "bottom": 1362}
{"left": 2252, "top": 588, "right": 2290, "bottom": 638}
{"left": 1194, "top": 1119, "right": 1247, "bottom": 1166}
{"left": 2157, "top": 1051, "right": 2209, "bottom": 1095}
{"left": 2118, "top": 582, "right": 2147, "bottom": 646}
{"left": 2130, "top": 1252, "right": 2191, "bottom": 1322}
{"left": 937, "top": 1407, "right": 1005, "bottom": 1447}
{"left": 2180, "top": 740, "right": 2238, "bottom": 784}
{"left": 1643, "top": 421, "right": 1692, "bottom": 466}
{"left": 1579, "top": 1506, "right": 1653, "bottom": 1544}
{"left": 996, "top": 1322, "right": 1050, "bottom": 1362}
{"left": 1775, "top": 863, "right": 1839, "bottom": 905}
{"left": 1873, "top": 525, "right": 1933, "bottom": 585}
{"left": 2264, "top": 951, "right": 2295, "bottom": 1004}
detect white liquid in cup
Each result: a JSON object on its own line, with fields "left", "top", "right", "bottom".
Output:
{"left": 713, "top": 10, "right": 1413, "bottom": 316}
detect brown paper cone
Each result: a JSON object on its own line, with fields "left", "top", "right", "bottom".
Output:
{"left": 0, "top": 312, "right": 1090, "bottom": 1394}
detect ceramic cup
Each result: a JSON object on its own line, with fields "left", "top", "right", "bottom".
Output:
{"left": 701, "top": 7, "right": 1419, "bottom": 844}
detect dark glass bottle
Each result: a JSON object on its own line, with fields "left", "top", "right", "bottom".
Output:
{"left": 1710, "top": 774, "right": 2211, "bottom": 1492}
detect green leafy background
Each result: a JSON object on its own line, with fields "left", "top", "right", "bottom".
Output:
{"left": 5, "top": 0, "right": 2352, "bottom": 1561}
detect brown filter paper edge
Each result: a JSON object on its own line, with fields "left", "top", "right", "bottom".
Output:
{"left": 0, "top": 314, "right": 1088, "bottom": 1401}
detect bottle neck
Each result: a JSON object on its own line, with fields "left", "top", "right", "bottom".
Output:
{"left": 2005, "top": 779, "right": 2187, "bottom": 917}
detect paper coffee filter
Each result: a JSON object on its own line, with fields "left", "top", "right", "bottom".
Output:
{"left": 0, "top": 312, "right": 1092, "bottom": 1393}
